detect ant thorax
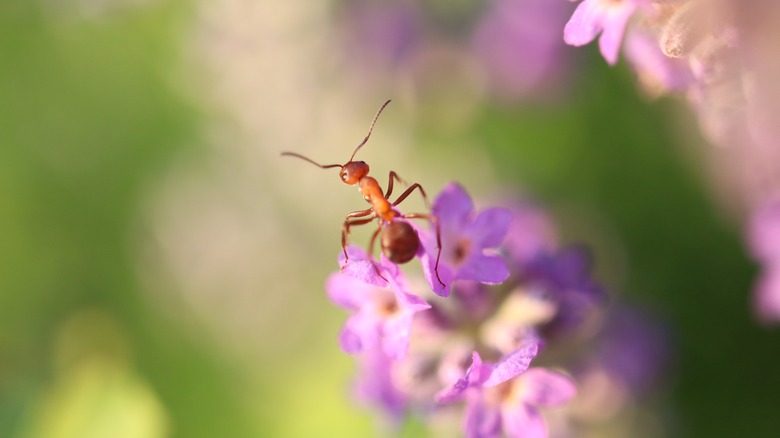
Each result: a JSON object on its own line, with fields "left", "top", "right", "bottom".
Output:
{"left": 359, "top": 176, "right": 393, "bottom": 218}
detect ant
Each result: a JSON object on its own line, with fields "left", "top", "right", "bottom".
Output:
{"left": 281, "top": 100, "right": 444, "bottom": 287}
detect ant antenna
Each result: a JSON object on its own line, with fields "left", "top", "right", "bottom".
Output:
{"left": 280, "top": 152, "right": 343, "bottom": 169}
{"left": 347, "top": 99, "right": 392, "bottom": 163}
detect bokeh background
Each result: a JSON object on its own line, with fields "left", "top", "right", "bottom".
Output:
{"left": 2, "top": 0, "right": 779, "bottom": 437}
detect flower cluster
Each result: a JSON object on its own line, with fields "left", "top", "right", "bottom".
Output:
{"left": 325, "top": 182, "right": 625, "bottom": 436}
{"left": 563, "top": 0, "right": 780, "bottom": 322}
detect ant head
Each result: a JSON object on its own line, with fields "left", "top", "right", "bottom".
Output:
{"left": 340, "top": 161, "right": 369, "bottom": 185}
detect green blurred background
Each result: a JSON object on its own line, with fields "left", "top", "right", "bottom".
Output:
{"left": 1, "top": 1, "right": 779, "bottom": 437}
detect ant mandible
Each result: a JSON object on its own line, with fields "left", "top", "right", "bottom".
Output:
{"left": 281, "top": 100, "right": 444, "bottom": 287}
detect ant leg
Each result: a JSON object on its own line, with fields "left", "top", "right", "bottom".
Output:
{"left": 367, "top": 222, "right": 383, "bottom": 260}
{"left": 367, "top": 223, "right": 389, "bottom": 282}
{"left": 342, "top": 217, "right": 375, "bottom": 264}
{"left": 341, "top": 218, "right": 388, "bottom": 282}
{"left": 345, "top": 208, "right": 373, "bottom": 221}
{"left": 392, "top": 183, "right": 431, "bottom": 209}
{"left": 400, "top": 213, "right": 445, "bottom": 287}
{"left": 384, "top": 171, "right": 406, "bottom": 199}
{"left": 341, "top": 211, "right": 374, "bottom": 263}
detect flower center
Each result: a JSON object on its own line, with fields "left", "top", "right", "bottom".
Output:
{"left": 375, "top": 291, "right": 400, "bottom": 316}
{"left": 452, "top": 238, "right": 472, "bottom": 265}
{"left": 485, "top": 379, "right": 517, "bottom": 407}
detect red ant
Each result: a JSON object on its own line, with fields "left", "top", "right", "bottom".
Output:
{"left": 281, "top": 100, "right": 444, "bottom": 286}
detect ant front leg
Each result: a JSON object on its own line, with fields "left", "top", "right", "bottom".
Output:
{"left": 341, "top": 217, "right": 388, "bottom": 283}
{"left": 384, "top": 171, "right": 406, "bottom": 199}
{"left": 392, "top": 183, "right": 431, "bottom": 210}
{"left": 401, "top": 213, "right": 445, "bottom": 287}
{"left": 341, "top": 209, "right": 374, "bottom": 263}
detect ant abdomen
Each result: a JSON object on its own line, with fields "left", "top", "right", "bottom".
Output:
{"left": 381, "top": 221, "right": 420, "bottom": 264}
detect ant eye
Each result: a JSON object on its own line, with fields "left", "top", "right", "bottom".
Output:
{"left": 341, "top": 172, "right": 349, "bottom": 181}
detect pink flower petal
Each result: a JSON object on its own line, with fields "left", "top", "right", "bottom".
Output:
{"left": 484, "top": 341, "right": 540, "bottom": 387}
{"left": 353, "top": 346, "right": 407, "bottom": 421}
{"left": 382, "top": 313, "right": 416, "bottom": 360}
{"left": 398, "top": 290, "right": 431, "bottom": 312}
{"left": 458, "top": 253, "right": 510, "bottom": 285}
{"left": 419, "top": 237, "right": 454, "bottom": 297}
{"left": 563, "top": 0, "right": 602, "bottom": 47}
{"left": 467, "top": 207, "right": 513, "bottom": 248}
{"left": 464, "top": 397, "right": 502, "bottom": 438}
{"left": 339, "top": 245, "right": 389, "bottom": 287}
{"left": 433, "top": 182, "right": 475, "bottom": 227}
{"left": 517, "top": 368, "right": 577, "bottom": 406}
{"left": 326, "top": 272, "right": 374, "bottom": 310}
{"left": 339, "top": 316, "right": 370, "bottom": 354}
{"left": 598, "top": 5, "right": 634, "bottom": 65}
{"left": 436, "top": 352, "right": 486, "bottom": 403}
{"left": 748, "top": 199, "right": 780, "bottom": 262}
{"left": 501, "top": 404, "right": 547, "bottom": 438}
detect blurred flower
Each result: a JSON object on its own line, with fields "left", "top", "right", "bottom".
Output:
{"left": 437, "top": 349, "right": 577, "bottom": 438}
{"left": 522, "top": 245, "right": 607, "bottom": 336}
{"left": 340, "top": 1, "right": 422, "bottom": 72}
{"left": 555, "top": 303, "right": 671, "bottom": 434}
{"left": 748, "top": 199, "right": 780, "bottom": 323}
{"left": 587, "top": 305, "right": 669, "bottom": 393}
{"left": 336, "top": 0, "right": 581, "bottom": 105}
{"left": 753, "top": 265, "right": 780, "bottom": 324}
{"left": 502, "top": 201, "right": 559, "bottom": 270}
{"left": 354, "top": 345, "right": 408, "bottom": 422}
{"left": 471, "top": 0, "right": 574, "bottom": 100}
{"left": 748, "top": 198, "right": 780, "bottom": 263}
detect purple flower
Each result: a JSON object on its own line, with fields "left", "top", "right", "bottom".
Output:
{"left": 436, "top": 344, "right": 576, "bottom": 438}
{"left": 563, "top": 0, "right": 646, "bottom": 65}
{"left": 435, "top": 343, "right": 540, "bottom": 404}
{"left": 327, "top": 245, "right": 430, "bottom": 360}
{"left": 419, "top": 182, "right": 512, "bottom": 298}
{"left": 522, "top": 245, "right": 606, "bottom": 336}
